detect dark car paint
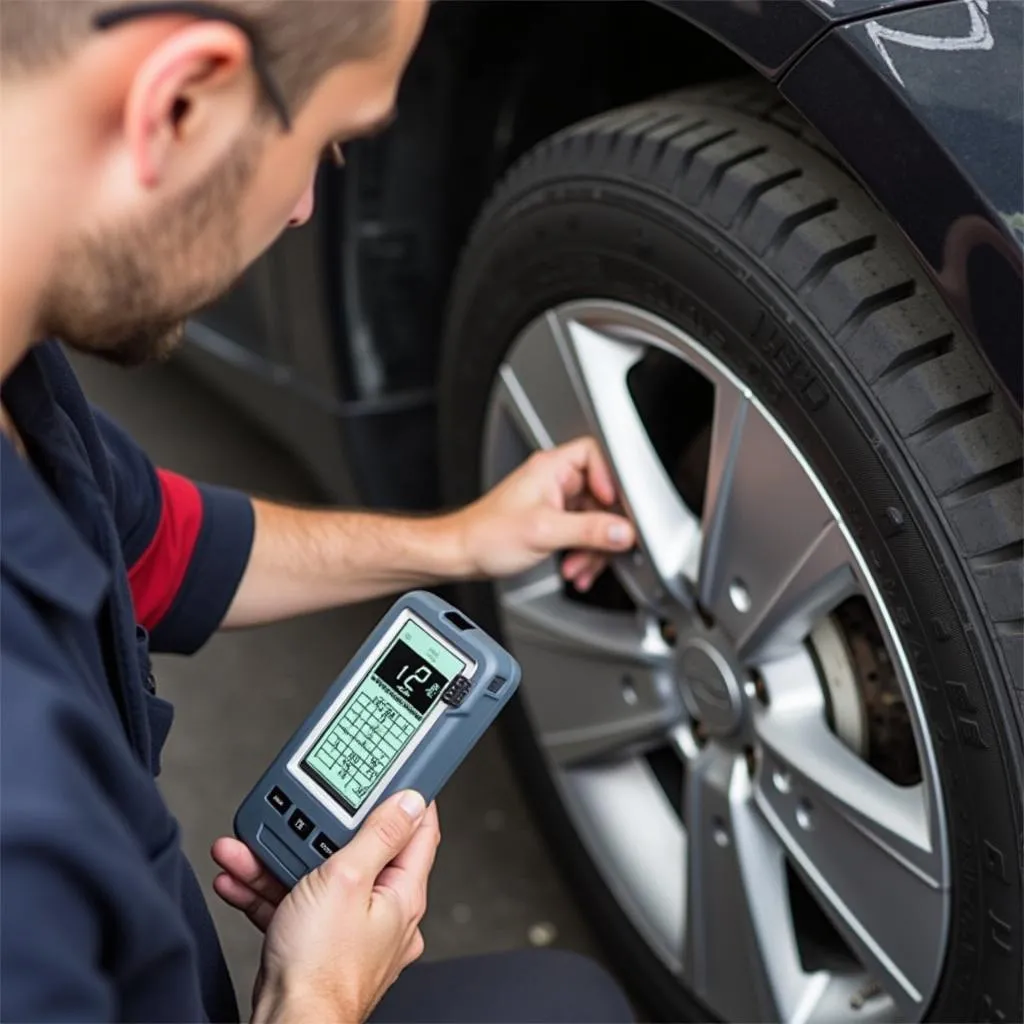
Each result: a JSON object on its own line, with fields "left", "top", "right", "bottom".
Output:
{"left": 656, "top": 0, "right": 933, "bottom": 78}
{"left": 182, "top": 0, "right": 1022, "bottom": 512}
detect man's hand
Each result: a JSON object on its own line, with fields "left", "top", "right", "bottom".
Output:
{"left": 452, "top": 437, "right": 635, "bottom": 591}
{"left": 211, "top": 837, "right": 290, "bottom": 934}
{"left": 223, "top": 436, "right": 635, "bottom": 626}
{"left": 213, "top": 791, "right": 439, "bottom": 1023}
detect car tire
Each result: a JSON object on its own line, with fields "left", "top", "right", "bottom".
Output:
{"left": 438, "top": 80, "right": 1023, "bottom": 1023}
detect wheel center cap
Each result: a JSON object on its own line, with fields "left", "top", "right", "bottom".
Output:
{"left": 678, "top": 637, "right": 744, "bottom": 737}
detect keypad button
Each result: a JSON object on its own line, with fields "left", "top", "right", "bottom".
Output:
{"left": 312, "top": 832, "right": 340, "bottom": 858}
{"left": 288, "top": 809, "right": 315, "bottom": 838}
{"left": 266, "top": 787, "right": 291, "bottom": 815}
{"left": 442, "top": 675, "right": 473, "bottom": 708}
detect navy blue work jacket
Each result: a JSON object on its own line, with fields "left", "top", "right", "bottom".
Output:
{"left": 1, "top": 341, "right": 255, "bottom": 1021}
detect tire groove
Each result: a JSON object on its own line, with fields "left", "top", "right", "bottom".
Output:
{"left": 731, "top": 168, "right": 802, "bottom": 228}
{"left": 795, "top": 235, "right": 876, "bottom": 292}
{"left": 875, "top": 333, "right": 955, "bottom": 387}
{"left": 678, "top": 128, "right": 736, "bottom": 175}
{"left": 652, "top": 118, "right": 707, "bottom": 169}
{"left": 764, "top": 198, "right": 838, "bottom": 258}
{"left": 942, "top": 460, "right": 1024, "bottom": 505}
{"left": 969, "top": 541, "right": 1024, "bottom": 570}
{"left": 700, "top": 145, "right": 768, "bottom": 204}
{"left": 907, "top": 392, "right": 994, "bottom": 445}
{"left": 628, "top": 112, "right": 685, "bottom": 162}
{"left": 836, "top": 280, "right": 917, "bottom": 341}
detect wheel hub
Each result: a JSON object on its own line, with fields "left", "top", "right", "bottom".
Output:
{"left": 677, "top": 631, "right": 745, "bottom": 739}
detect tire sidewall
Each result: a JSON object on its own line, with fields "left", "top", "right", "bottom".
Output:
{"left": 440, "top": 186, "right": 1023, "bottom": 1022}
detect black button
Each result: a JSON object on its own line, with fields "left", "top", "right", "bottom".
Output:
{"left": 312, "top": 832, "right": 340, "bottom": 858}
{"left": 442, "top": 675, "right": 473, "bottom": 707}
{"left": 288, "top": 809, "right": 315, "bottom": 838}
{"left": 266, "top": 787, "right": 292, "bottom": 815}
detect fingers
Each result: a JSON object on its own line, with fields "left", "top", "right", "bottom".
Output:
{"left": 210, "top": 837, "right": 289, "bottom": 933}
{"left": 213, "top": 871, "right": 279, "bottom": 933}
{"left": 384, "top": 801, "right": 441, "bottom": 876}
{"left": 562, "top": 550, "right": 608, "bottom": 591}
{"left": 533, "top": 508, "right": 634, "bottom": 556}
{"left": 402, "top": 928, "right": 426, "bottom": 969}
{"left": 332, "top": 790, "right": 426, "bottom": 885}
{"left": 372, "top": 801, "right": 439, "bottom": 949}
{"left": 211, "top": 837, "right": 289, "bottom": 904}
{"left": 553, "top": 437, "right": 619, "bottom": 506}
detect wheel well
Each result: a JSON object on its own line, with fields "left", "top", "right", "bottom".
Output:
{"left": 340, "top": 0, "right": 751, "bottom": 402}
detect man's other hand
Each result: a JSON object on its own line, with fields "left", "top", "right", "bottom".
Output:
{"left": 213, "top": 792, "right": 440, "bottom": 1023}
{"left": 453, "top": 437, "right": 635, "bottom": 591}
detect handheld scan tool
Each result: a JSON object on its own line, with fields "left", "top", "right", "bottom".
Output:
{"left": 235, "top": 591, "right": 521, "bottom": 886}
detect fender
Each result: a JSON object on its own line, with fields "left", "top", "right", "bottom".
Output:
{"left": 655, "top": 0, "right": 944, "bottom": 78}
{"left": 657, "top": 0, "right": 1023, "bottom": 401}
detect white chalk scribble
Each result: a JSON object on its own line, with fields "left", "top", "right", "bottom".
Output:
{"left": 864, "top": 0, "right": 994, "bottom": 87}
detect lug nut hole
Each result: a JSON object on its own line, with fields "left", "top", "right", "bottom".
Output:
{"left": 729, "top": 579, "right": 752, "bottom": 614}
{"left": 712, "top": 816, "right": 730, "bottom": 847}
{"left": 620, "top": 674, "right": 638, "bottom": 706}
{"left": 796, "top": 798, "right": 814, "bottom": 831}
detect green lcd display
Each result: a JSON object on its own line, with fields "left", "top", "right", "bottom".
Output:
{"left": 299, "top": 618, "right": 466, "bottom": 813}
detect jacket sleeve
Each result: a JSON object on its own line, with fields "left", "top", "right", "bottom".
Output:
{"left": 94, "top": 407, "right": 255, "bottom": 654}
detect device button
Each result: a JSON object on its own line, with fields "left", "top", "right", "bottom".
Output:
{"left": 442, "top": 675, "right": 473, "bottom": 708}
{"left": 266, "top": 787, "right": 292, "bottom": 815}
{"left": 288, "top": 809, "right": 315, "bottom": 839}
{"left": 312, "top": 832, "right": 340, "bottom": 859}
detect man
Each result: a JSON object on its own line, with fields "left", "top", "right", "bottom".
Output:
{"left": 0, "top": 2, "right": 636, "bottom": 1022}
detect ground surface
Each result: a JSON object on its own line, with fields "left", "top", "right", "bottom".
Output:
{"left": 74, "top": 353, "right": 599, "bottom": 1005}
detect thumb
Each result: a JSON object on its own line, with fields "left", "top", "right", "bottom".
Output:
{"left": 536, "top": 509, "right": 634, "bottom": 554}
{"left": 340, "top": 790, "right": 426, "bottom": 882}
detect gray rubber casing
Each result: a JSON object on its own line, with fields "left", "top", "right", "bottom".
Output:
{"left": 234, "top": 590, "right": 520, "bottom": 887}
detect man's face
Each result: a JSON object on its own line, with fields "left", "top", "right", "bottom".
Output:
{"left": 45, "top": 1, "right": 427, "bottom": 366}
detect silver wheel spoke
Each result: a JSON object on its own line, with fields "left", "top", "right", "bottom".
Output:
{"left": 698, "top": 392, "right": 852, "bottom": 652}
{"left": 683, "top": 746, "right": 830, "bottom": 1023}
{"left": 755, "top": 654, "right": 946, "bottom": 1019}
{"left": 500, "top": 572, "right": 679, "bottom": 766}
{"left": 497, "top": 313, "right": 591, "bottom": 450}
{"left": 557, "top": 315, "right": 701, "bottom": 605}
{"left": 739, "top": 522, "right": 860, "bottom": 664}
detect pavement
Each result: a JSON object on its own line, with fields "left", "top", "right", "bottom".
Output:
{"left": 72, "top": 353, "right": 599, "bottom": 1005}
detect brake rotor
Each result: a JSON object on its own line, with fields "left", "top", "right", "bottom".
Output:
{"left": 811, "top": 598, "right": 922, "bottom": 786}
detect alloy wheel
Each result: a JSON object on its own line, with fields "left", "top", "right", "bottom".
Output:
{"left": 482, "top": 300, "right": 951, "bottom": 1023}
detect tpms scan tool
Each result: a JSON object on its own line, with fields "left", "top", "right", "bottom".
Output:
{"left": 235, "top": 591, "right": 521, "bottom": 887}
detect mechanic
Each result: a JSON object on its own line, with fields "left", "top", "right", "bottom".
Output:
{"left": 0, "top": 2, "right": 637, "bottom": 1022}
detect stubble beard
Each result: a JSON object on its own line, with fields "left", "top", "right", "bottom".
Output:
{"left": 43, "top": 132, "right": 263, "bottom": 368}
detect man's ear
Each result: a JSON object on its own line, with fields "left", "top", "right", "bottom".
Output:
{"left": 124, "top": 21, "right": 257, "bottom": 189}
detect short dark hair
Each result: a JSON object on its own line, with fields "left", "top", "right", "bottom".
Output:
{"left": 0, "top": 0, "right": 392, "bottom": 112}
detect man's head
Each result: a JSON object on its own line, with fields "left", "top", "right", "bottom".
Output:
{"left": 0, "top": 0, "right": 427, "bottom": 365}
